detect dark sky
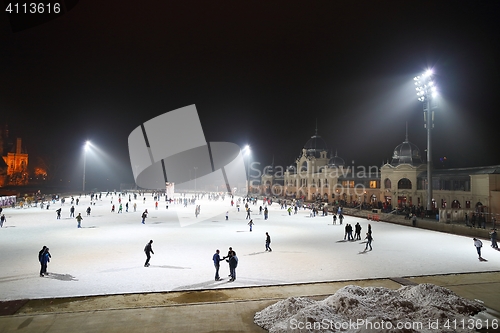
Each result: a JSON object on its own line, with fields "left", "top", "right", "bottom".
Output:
{"left": 1, "top": 0, "right": 499, "bottom": 190}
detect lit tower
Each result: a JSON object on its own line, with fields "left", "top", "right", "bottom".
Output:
{"left": 414, "top": 69, "right": 438, "bottom": 214}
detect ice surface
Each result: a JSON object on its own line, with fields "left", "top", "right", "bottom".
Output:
{"left": 0, "top": 193, "right": 499, "bottom": 301}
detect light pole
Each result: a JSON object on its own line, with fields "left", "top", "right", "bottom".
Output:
{"left": 243, "top": 145, "right": 251, "bottom": 194}
{"left": 83, "top": 141, "right": 90, "bottom": 193}
{"left": 414, "top": 69, "right": 438, "bottom": 215}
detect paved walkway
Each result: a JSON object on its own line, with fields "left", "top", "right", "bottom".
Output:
{"left": 1, "top": 271, "right": 499, "bottom": 332}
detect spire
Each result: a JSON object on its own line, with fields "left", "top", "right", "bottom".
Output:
{"left": 405, "top": 122, "right": 408, "bottom": 142}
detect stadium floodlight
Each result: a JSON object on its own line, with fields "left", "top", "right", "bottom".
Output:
{"left": 414, "top": 69, "right": 438, "bottom": 214}
{"left": 83, "top": 141, "right": 91, "bottom": 192}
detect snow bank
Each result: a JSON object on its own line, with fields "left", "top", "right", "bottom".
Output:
{"left": 254, "top": 283, "right": 486, "bottom": 332}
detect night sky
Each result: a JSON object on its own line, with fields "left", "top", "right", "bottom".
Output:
{"left": 1, "top": 1, "right": 499, "bottom": 190}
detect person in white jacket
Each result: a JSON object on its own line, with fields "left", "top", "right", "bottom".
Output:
{"left": 473, "top": 238, "right": 483, "bottom": 259}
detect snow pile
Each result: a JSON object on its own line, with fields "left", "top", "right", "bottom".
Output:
{"left": 254, "top": 284, "right": 486, "bottom": 332}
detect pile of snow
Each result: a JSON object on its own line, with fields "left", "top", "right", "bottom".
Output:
{"left": 254, "top": 284, "right": 486, "bottom": 332}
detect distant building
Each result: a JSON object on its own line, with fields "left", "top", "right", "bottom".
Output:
{"left": 0, "top": 125, "right": 29, "bottom": 186}
{"left": 261, "top": 127, "right": 500, "bottom": 222}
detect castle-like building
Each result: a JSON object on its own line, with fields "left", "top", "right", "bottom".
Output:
{"left": 260, "top": 128, "right": 500, "bottom": 222}
{"left": 0, "top": 125, "right": 29, "bottom": 186}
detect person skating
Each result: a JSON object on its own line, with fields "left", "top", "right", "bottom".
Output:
{"left": 489, "top": 229, "right": 498, "bottom": 249}
{"left": 264, "top": 207, "right": 269, "bottom": 220}
{"left": 364, "top": 232, "right": 373, "bottom": 251}
{"left": 339, "top": 213, "right": 344, "bottom": 225}
{"left": 228, "top": 250, "right": 238, "bottom": 282}
{"left": 86, "top": 206, "right": 91, "bottom": 216}
{"left": 39, "top": 246, "right": 51, "bottom": 277}
{"left": 473, "top": 238, "right": 483, "bottom": 259}
{"left": 265, "top": 232, "right": 272, "bottom": 252}
{"left": 144, "top": 240, "right": 154, "bottom": 267}
{"left": 332, "top": 214, "right": 337, "bottom": 224}
{"left": 56, "top": 208, "right": 61, "bottom": 219}
{"left": 141, "top": 210, "right": 148, "bottom": 224}
{"left": 354, "top": 222, "right": 362, "bottom": 240}
{"left": 0, "top": 214, "right": 5, "bottom": 227}
{"left": 213, "top": 249, "right": 223, "bottom": 281}
{"left": 38, "top": 245, "right": 47, "bottom": 275}
{"left": 246, "top": 207, "right": 251, "bottom": 219}
{"left": 248, "top": 219, "right": 254, "bottom": 232}
{"left": 76, "top": 213, "right": 83, "bottom": 228}
{"left": 69, "top": 205, "right": 75, "bottom": 218}
{"left": 223, "top": 247, "right": 233, "bottom": 277}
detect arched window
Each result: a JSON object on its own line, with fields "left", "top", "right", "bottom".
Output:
{"left": 397, "top": 178, "right": 412, "bottom": 190}
{"left": 384, "top": 178, "right": 391, "bottom": 189}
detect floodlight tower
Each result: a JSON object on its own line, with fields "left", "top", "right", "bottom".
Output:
{"left": 243, "top": 145, "right": 251, "bottom": 194}
{"left": 83, "top": 141, "right": 90, "bottom": 193}
{"left": 414, "top": 69, "right": 438, "bottom": 214}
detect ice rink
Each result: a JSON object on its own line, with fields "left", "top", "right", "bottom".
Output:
{"left": 0, "top": 193, "right": 499, "bottom": 301}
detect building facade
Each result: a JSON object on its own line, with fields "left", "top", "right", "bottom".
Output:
{"left": 260, "top": 130, "right": 500, "bottom": 221}
{"left": 0, "top": 125, "right": 29, "bottom": 186}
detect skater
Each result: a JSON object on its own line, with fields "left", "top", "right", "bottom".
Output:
{"left": 133, "top": 202, "right": 137, "bottom": 212}
{"left": 332, "top": 214, "right": 337, "bottom": 224}
{"left": 76, "top": 213, "right": 83, "bottom": 228}
{"left": 225, "top": 211, "right": 229, "bottom": 221}
{"left": 354, "top": 222, "right": 362, "bottom": 240}
{"left": 0, "top": 214, "right": 5, "bottom": 227}
{"left": 222, "top": 247, "right": 233, "bottom": 276}
{"left": 344, "top": 224, "right": 353, "bottom": 240}
{"left": 364, "top": 232, "right": 373, "bottom": 251}
{"left": 265, "top": 232, "right": 272, "bottom": 252}
{"left": 339, "top": 213, "right": 344, "bottom": 225}
{"left": 264, "top": 207, "right": 269, "bottom": 220}
{"left": 246, "top": 207, "right": 251, "bottom": 219}
{"left": 118, "top": 204, "right": 123, "bottom": 213}
{"left": 39, "top": 246, "right": 51, "bottom": 277}
{"left": 141, "top": 210, "right": 148, "bottom": 224}
{"left": 55, "top": 208, "right": 61, "bottom": 219}
{"left": 126, "top": 202, "right": 129, "bottom": 212}
{"left": 70, "top": 205, "right": 75, "bottom": 218}
{"left": 367, "top": 224, "right": 372, "bottom": 236}
{"left": 248, "top": 219, "right": 254, "bottom": 232}
{"left": 473, "top": 238, "right": 483, "bottom": 259}
{"left": 213, "top": 249, "right": 223, "bottom": 281}
{"left": 144, "top": 240, "right": 154, "bottom": 267}
{"left": 229, "top": 250, "right": 238, "bottom": 281}
{"left": 86, "top": 206, "right": 91, "bottom": 216}
{"left": 111, "top": 204, "right": 115, "bottom": 212}
{"left": 490, "top": 229, "right": 498, "bottom": 249}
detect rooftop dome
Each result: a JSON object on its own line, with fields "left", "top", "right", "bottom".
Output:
{"left": 328, "top": 151, "right": 345, "bottom": 167}
{"left": 303, "top": 130, "right": 328, "bottom": 158}
{"left": 391, "top": 140, "right": 422, "bottom": 165}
